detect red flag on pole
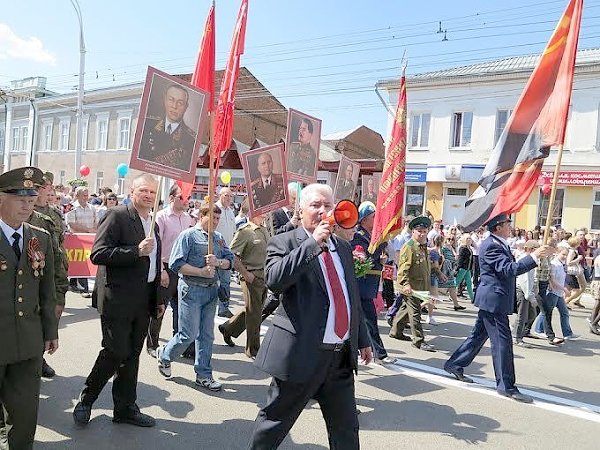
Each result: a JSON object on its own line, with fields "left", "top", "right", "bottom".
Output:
{"left": 210, "top": 0, "right": 249, "bottom": 192}
{"left": 369, "top": 68, "right": 407, "bottom": 253}
{"left": 461, "top": 0, "right": 583, "bottom": 231}
{"left": 177, "top": 1, "right": 216, "bottom": 201}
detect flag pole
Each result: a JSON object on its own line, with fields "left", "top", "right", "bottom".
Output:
{"left": 207, "top": 112, "right": 216, "bottom": 254}
{"left": 542, "top": 144, "right": 565, "bottom": 244}
{"left": 149, "top": 176, "right": 164, "bottom": 236}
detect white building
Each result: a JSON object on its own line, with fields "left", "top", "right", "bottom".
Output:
{"left": 377, "top": 48, "right": 600, "bottom": 232}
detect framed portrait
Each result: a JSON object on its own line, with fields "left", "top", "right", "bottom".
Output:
{"left": 285, "top": 109, "right": 321, "bottom": 184}
{"left": 130, "top": 66, "right": 209, "bottom": 183}
{"left": 361, "top": 172, "right": 381, "bottom": 204}
{"left": 241, "top": 143, "right": 289, "bottom": 218}
{"left": 333, "top": 156, "right": 360, "bottom": 203}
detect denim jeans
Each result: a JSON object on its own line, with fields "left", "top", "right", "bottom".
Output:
{"left": 536, "top": 280, "right": 556, "bottom": 340}
{"left": 161, "top": 280, "right": 218, "bottom": 379}
{"left": 360, "top": 298, "right": 387, "bottom": 359}
{"left": 218, "top": 269, "right": 231, "bottom": 314}
{"left": 534, "top": 293, "right": 573, "bottom": 337}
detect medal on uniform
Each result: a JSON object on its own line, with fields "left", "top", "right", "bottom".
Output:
{"left": 27, "top": 236, "right": 46, "bottom": 277}
{"left": 34, "top": 269, "right": 39, "bottom": 277}
{"left": 0, "top": 261, "right": 6, "bottom": 271}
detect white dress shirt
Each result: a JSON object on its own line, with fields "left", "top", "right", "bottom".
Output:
{"left": 0, "top": 219, "right": 23, "bottom": 253}
{"left": 139, "top": 214, "right": 158, "bottom": 282}
{"left": 164, "top": 119, "right": 181, "bottom": 134}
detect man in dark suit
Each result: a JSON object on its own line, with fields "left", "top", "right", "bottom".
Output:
{"left": 444, "top": 214, "right": 552, "bottom": 403}
{"left": 270, "top": 182, "right": 300, "bottom": 235}
{"left": 73, "top": 173, "right": 166, "bottom": 427}
{"left": 251, "top": 152, "right": 285, "bottom": 209}
{"left": 139, "top": 84, "right": 197, "bottom": 171}
{"left": 335, "top": 163, "right": 356, "bottom": 201}
{"left": 249, "top": 183, "right": 372, "bottom": 449}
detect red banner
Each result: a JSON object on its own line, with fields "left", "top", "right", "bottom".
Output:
{"left": 64, "top": 233, "right": 96, "bottom": 277}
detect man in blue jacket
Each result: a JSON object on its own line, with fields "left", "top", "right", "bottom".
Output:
{"left": 444, "top": 214, "right": 552, "bottom": 403}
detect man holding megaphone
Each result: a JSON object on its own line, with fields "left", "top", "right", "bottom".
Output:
{"left": 249, "top": 183, "right": 371, "bottom": 450}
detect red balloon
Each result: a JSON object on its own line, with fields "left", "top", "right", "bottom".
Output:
{"left": 541, "top": 183, "right": 552, "bottom": 196}
{"left": 79, "top": 165, "right": 90, "bottom": 177}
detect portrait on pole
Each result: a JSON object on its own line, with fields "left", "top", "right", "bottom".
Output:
{"left": 285, "top": 109, "right": 321, "bottom": 184}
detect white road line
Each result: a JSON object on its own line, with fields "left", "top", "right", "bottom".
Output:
{"left": 368, "top": 359, "right": 600, "bottom": 423}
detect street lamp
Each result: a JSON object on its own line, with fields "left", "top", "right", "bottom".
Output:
{"left": 70, "top": 0, "right": 86, "bottom": 178}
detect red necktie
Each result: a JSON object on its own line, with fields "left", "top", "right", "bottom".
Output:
{"left": 321, "top": 250, "right": 349, "bottom": 339}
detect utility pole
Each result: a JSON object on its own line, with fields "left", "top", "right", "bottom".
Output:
{"left": 71, "top": 0, "right": 86, "bottom": 178}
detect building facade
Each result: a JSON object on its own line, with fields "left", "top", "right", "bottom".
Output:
{"left": 378, "top": 48, "right": 600, "bottom": 232}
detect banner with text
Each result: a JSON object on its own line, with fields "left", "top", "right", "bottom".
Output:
{"left": 64, "top": 233, "right": 96, "bottom": 277}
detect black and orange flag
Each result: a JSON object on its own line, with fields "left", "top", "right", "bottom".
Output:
{"left": 461, "top": 0, "right": 583, "bottom": 231}
{"left": 369, "top": 67, "right": 407, "bottom": 253}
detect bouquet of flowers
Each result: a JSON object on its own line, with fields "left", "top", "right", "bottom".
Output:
{"left": 352, "top": 245, "right": 374, "bottom": 278}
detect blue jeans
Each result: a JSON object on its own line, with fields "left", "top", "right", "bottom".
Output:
{"left": 534, "top": 293, "right": 573, "bottom": 337}
{"left": 360, "top": 298, "right": 387, "bottom": 359}
{"left": 218, "top": 269, "right": 231, "bottom": 313}
{"left": 161, "top": 281, "right": 218, "bottom": 379}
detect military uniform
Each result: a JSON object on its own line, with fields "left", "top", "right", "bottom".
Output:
{"left": 250, "top": 174, "right": 285, "bottom": 209}
{"left": 220, "top": 221, "right": 268, "bottom": 357}
{"left": 389, "top": 221, "right": 432, "bottom": 348}
{"left": 0, "top": 167, "right": 58, "bottom": 450}
{"left": 139, "top": 117, "right": 196, "bottom": 171}
{"left": 287, "top": 143, "right": 316, "bottom": 179}
{"left": 336, "top": 179, "right": 355, "bottom": 201}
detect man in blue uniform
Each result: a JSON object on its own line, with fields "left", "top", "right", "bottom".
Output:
{"left": 444, "top": 214, "right": 552, "bottom": 403}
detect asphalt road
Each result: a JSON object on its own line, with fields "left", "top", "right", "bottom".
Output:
{"left": 35, "top": 285, "right": 600, "bottom": 449}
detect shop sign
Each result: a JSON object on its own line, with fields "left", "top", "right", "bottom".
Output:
{"left": 539, "top": 171, "right": 600, "bottom": 186}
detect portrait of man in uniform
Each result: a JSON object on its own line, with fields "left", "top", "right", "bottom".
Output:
{"left": 361, "top": 173, "right": 381, "bottom": 204}
{"left": 285, "top": 109, "right": 321, "bottom": 183}
{"left": 242, "top": 144, "right": 289, "bottom": 217}
{"left": 334, "top": 157, "right": 360, "bottom": 202}
{"left": 130, "top": 67, "right": 209, "bottom": 183}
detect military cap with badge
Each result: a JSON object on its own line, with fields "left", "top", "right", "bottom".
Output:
{"left": 408, "top": 216, "right": 432, "bottom": 230}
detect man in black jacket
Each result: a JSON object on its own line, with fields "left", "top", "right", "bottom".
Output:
{"left": 73, "top": 173, "right": 165, "bottom": 427}
{"left": 249, "top": 183, "right": 371, "bottom": 449}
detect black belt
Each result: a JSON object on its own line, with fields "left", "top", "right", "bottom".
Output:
{"left": 320, "top": 341, "right": 349, "bottom": 352}
{"left": 182, "top": 277, "right": 217, "bottom": 288}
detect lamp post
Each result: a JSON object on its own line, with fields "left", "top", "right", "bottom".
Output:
{"left": 70, "top": 0, "right": 86, "bottom": 178}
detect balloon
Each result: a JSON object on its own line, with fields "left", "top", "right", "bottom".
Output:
{"left": 541, "top": 183, "right": 552, "bottom": 196}
{"left": 117, "top": 163, "right": 129, "bottom": 178}
{"left": 220, "top": 171, "right": 231, "bottom": 184}
{"left": 79, "top": 165, "right": 90, "bottom": 177}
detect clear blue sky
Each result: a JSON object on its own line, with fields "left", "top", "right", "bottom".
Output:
{"left": 2, "top": 0, "right": 599, "bottom": 137}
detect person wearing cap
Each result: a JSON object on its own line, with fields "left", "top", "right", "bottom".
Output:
{"left": 26, "top": 172, "right": 69, "bottom": 379}
{"left": 444, "top": 213, "right": 552, "bottom": 403}
{"left": 389, "top": 216, "right": 440, "bottom": 352}
{"left": 0, "top": 166, "right": 58, "bottom": 449}
{"left": 351, "top": 202, "right": 396, "bottom": 364}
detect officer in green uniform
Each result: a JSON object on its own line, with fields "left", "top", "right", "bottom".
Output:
{"left": 218, "top": 213, "right": 268, "bottom": 358}
{"left": 26, "top": 171, "right": 69, "bottom": 378}
{"left": 0, "top": 166, "right": 58, "bottom": 450}
{"left": 389, "top": 216, "right": 439, "bottom": 352}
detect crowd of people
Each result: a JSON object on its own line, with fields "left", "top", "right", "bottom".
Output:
{"left": 1, "top": 165, "right": 599, "bottom": 449}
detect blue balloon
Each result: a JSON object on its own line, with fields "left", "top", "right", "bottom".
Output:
{"left": 117, "top": 163, "right": 128, "bottom": 177}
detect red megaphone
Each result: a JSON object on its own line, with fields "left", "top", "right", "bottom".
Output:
{"left": 322, "top": 200, "right": 359, "bottom": 229}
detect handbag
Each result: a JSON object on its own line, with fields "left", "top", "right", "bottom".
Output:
{"left": 566, "top": 264, "right": 582, "bottom": 276}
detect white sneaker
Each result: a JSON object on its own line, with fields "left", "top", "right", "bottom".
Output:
{"left": 196, "top": 377, "right": 222, "bottom": 391}
{"left": 531, "top": 331, "right": 547, "bottom": 339}
{"left": 564, "top": 334, "right": 580, "bottom": 341}
{"left": 375, "top": 356, "right": 398, "bottom": 365}
{"left": 515, "top": 341, "right": 532, "bottom": 348}
{"left": 157, "top": 346, "right": 171, "bottom": 378}
{"left": 426, "top": 316, "right": 438, "bottom": 326}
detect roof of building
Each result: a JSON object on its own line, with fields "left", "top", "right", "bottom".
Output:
{"left": 322, "top": 125, "right": 385, "bottom": 160}
{"left": 377, "top": 47, "right": 600, "bottom": 88}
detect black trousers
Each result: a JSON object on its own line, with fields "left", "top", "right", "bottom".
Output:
{"left": 249, "top": 345, "right": 359, "bottom": 450}
{"left": 81, "top": 311, "right": 150, "bottom": 413}
{"left": 147, "top": 267, "right": 178, "bottom": 349}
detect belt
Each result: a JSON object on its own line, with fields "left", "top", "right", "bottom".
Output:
{"left": 365, "top": 269, "right": 382, "bottom": 276}
{"left": 182, "top": 277, "right": 217, "bottom": 288}
{"left": 320, "top": 341, "right": 349, "bottom": 352}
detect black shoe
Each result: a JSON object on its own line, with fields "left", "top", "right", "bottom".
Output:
{"left": 412, "top": 342, "right": 436, "bottom": 352}
{"left": 146, "top": 347, "right": 157, "bottom": 358}
{"left": 218, "top": 324, "right": 235, "bottom": 347}
{"left": 502, "top": 391, "right": 533, "bottom": 403}
{"left": 386, "top": 317, "right": 393, "bottom": 327}
{"left": 113, "top": 406, "right": 156, "bottom": 427}
{"left": 218, "top": 309, "right": 234, "bottom": 318}
{"left": 73, "top": 401, "right": 92, "bottom": 426}
{"left": 443, "top": 364, "right": 473, "bottom": 383}
{"left": 454, "top": 305, "right": 466, "bottom": 311}
{"left": 389, "top": 333, "right": 412, "bottom": 341}
{"left": 42, "top": 359, "right": 56, "bottom": 378}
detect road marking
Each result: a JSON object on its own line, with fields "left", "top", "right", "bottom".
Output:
{"left": 369, "top": 358, "right": 600, "bottom": 423}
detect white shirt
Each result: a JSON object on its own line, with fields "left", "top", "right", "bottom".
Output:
{"left": 261, "top": 176, "right": 272, "bottom": 187}
{"left": 164, "top": 119, "right": 180, "bottom": 134}
{"left": 0, "top": 219, "right": 23, "bottom": 253}
{"left": 516, "top": 253, "right": 536, "bottom": 301}
{"left": 304, "top": 228, "right": 351, "bottom": 344}
{"left": 139, "top": 214, "right": 158, "bottom": 283}
{"left": 215, "top": 201, "right": 236, "bottom": 245}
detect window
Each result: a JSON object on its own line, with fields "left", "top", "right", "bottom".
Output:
{"left": 59, "top": 170, "right": 66, "bottom": 186}
{"left": 495, "top": 109, "right": 512, "bottom": 146}
{"left": 20, "top": 126, "right": 28, "bottom": 152}
{"left": 405, "top": 185, "right": 425, "bottom": 217}
{"left": 95, "top": 171, "right": 104, "bottom": 193}
{"left": 96, "top": 114, "right": 109, "bottom": 150}
{"left": 451, "top": 111, "right": 473, "bottom": 148}
{"left": 43, "top": 123, "right": 53, "bottom": 151}
{"left": 117, "top": 177, "right": 125, "bottom": 195}
{"left": 11, "top": 127, "right": 19, "bottom": 152}
{"left": 60, "top": 122, "right": 70, "bottom": 150}
{"left": 592, "top": 190, "right": 600, "bottom": 230}
{"left": 118, "top": 117, "right": 130, "bottom": 149}
{"left": 538, "top": 187, "right": 565, "bottom": 228}
{"left": 409, "top": 113, "right": 430, "bottom": 148}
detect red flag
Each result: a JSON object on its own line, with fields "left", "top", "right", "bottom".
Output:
{"left": 462, "top": 0, "right": 583, "bottom": 231}
{"left": 210, "top": 0, "right": 248, "bottom": 192}
{"left": 369, "top": 68, "right": 407, "bottom": 253}
{"left": 178, "top": 1, "right": 216, "bottom": 200}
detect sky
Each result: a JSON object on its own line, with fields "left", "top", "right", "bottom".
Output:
{"left": 2, "top": 0, "right": 599, "bottom": 138}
